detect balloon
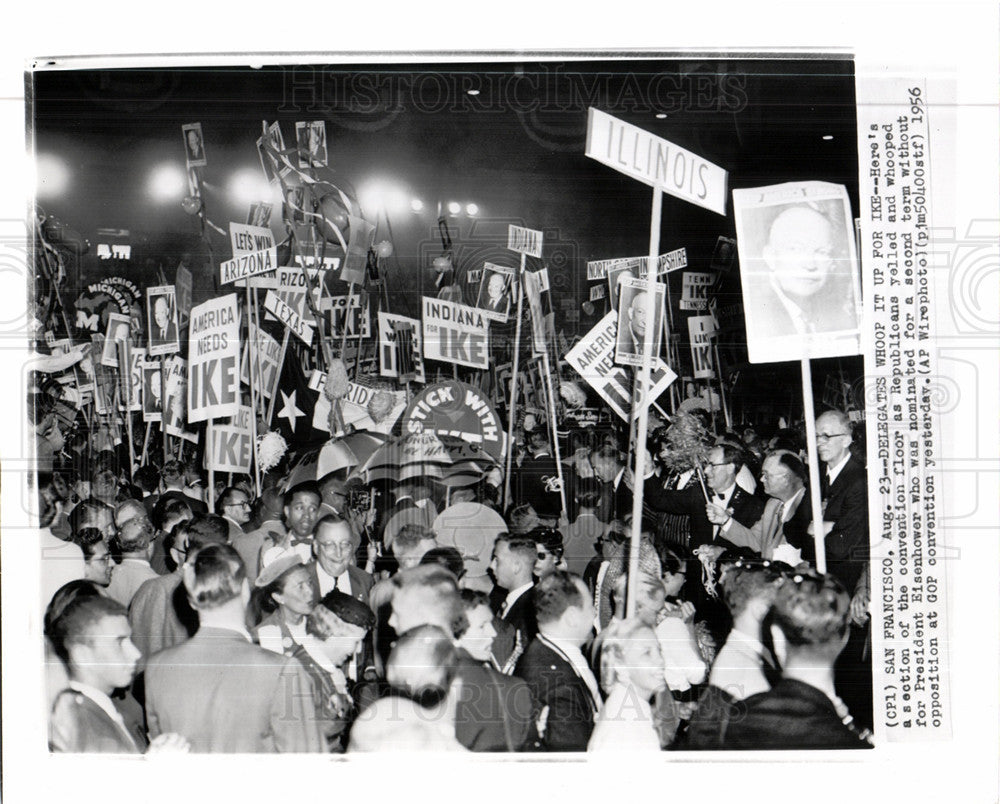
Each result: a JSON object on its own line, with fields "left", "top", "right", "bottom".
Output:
{"left": 375, "top": 239, "right": 393, "bottom": 258}
{"left": 437, "top": 284, "right": 464, "bottom": 303}
{"left": 316, "top": 193, "right": 350, "bottom": 244}
{"left": 432, "top": 255, "right": 452, "bottom": 273}
{"left": 581, "top": 301, "right": 595, "bottom": 316}
{"left": 181, "top": 196, "right": 202, "bottom": 215}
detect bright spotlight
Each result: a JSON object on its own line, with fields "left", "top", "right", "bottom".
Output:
{"left": 148, "top": 163, "right": 187, "bottom": 202}
{"left": 447, "top": 201, "right": 461, "bottom": 215}
{"left": 466, "top": 203, "right": 479, "bottom": 216}
{"left": 359, "top": 179, "right": 410, "bottom": 217}
{"left": 411, "top": 198, "right": 424, "bottom": 212}
{"left": 655, "top": 113, "right": 668, "bottom": 120}
{"left": 467, "top": 89, "right": 481, "bottom": 96}
{"left": 36, "top": 153, "right": 70, "bottom": 199}
{"left": 822, "top": 135, "right": 834, "bottom": 141}
{"left": 229, "top": 169, "right": 272, "bottom": 206}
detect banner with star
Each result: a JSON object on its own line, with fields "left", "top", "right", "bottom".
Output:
{"left": 270, "top": 348, "right": 328, "bottom": 448}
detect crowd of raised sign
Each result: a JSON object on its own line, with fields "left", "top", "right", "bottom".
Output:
{"left": 34, "top": 367, "right": 873, "bottom": 753}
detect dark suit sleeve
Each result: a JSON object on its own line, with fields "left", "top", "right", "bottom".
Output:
{"left": 539, "top": 679, "right": 594, "bottom": 751}
{"left": 644, "top": 480, "right": 697, "bottom": 516}
{"left": 826, "top": 475, "right": 868, "bottom": 563}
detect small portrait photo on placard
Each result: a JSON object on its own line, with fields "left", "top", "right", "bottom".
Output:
{"left": 733, "top": 181, "right": 862, "bottom": 363}
{"left": 475, "top": 263, "right": 514, "bottom": 322}
{"left": 182, "top": 122, "right": 206, "bottom": 167}
{"left": 141, "top": 361, "right": 162, "bottom": 422}
{"left": 146, "top": 285, "right": 179, "bottom": 357}
{"left": 614, "top": 275, "right": 665, "bottom": 368}
{"left": 100, "top": 312, "right": 132, "bottom": 368}
{"left": 606, "top": 260, "right": 640, "bottom": 310}
{"left": 296, "top": 120, "right": 328, "bottom": 168}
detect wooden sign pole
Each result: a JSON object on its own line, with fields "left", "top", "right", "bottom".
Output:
{"left": 244, "top": 284, "right": 261, "bottom": 497}
{"left": 539, "top": 347, "right": 568, "bottom": 516}
{"left": 800, "top": 357, "right": 828, "bottom": 574}
{"left": 502, "top": 256, "right": 526, "bottom": 511}
{"left": 626, "top": 187, "right": 662, "bottom": 619}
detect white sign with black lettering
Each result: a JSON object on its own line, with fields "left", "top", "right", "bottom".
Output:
{"left": 680, "top": 271, "right": 715, "bottom": 311}
{"left": 378, "top": 312, "right": 426, "bottom": 383}
{"left": 206, "top": 405, "right": 253, "bottom": 473}
{"left": 422, "top": 296, "right": 490, "bottom": 369}
{"left": 687, "top": 315, "right": 717, "bottom": 379}
{"left": 186, "top": 294, "right": 241, "bottom": 423}
{"left": 328, "top": 295, "right": 370, "bottom": 338}
{"left": 507, "top": 225, "right": 543, "bottom": 257}
{"left": 263, "top": 289, "right": 314, "bottom": 345}
{"left": 585, "top": 107, "right": 728, "bottom": 216}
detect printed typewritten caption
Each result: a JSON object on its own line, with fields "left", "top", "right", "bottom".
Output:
{"left": 859, "top": 80, "right": 952, "bottom": 739}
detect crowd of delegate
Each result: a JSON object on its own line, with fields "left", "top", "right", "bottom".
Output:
{"left": 33, "top": 373, "right": 873, "bottom": 753}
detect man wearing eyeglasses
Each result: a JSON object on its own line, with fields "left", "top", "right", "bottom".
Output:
{"left": 812, "top": 410, "right": 868, "bottom": 601}
{"left": 216, "top": 486, "right": 253, "bottom": 543}
{"left": 645, "top": 444, "right": 765, "bottom": 555}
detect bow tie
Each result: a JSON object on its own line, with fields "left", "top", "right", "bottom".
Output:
{"left": 289, "top": 536, "right": 312, "bottom": 548}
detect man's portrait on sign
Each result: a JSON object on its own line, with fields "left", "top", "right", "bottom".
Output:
{"left": 146, "top": 287, "right": 179, "bottom": 357}
{"left": 182, "top": 122, "right": 206, "bottom": 167}
{"left": 614, "top": 276, "right": 665, "bottom": 368}
{"left": 475, "top": 265, "right": 513, "bottom": 321}
{"left": 734, "top": 182, "right": 861, "bottom": 363}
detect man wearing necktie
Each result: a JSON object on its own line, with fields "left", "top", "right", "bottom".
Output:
{"left": 260, "top": 483, "right": 321, "bottom": 569}
{"left": 707, "top": 451, "right": 810, "bottom": 564}
{"left": 514, "top": 571, "right": 602, "bottom": 751}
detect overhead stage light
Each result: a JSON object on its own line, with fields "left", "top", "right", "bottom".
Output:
{"left": 148, "top": 163, "right": 186, "bottom": 202}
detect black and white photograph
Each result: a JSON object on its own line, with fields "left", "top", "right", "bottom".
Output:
{"left": 182, "top": 122, "right": 206, "bottom": 168}
{"left": 141, "top": 360, "right": 163, "bottom": 421}
{"left": 145, "top": 285, "right": 179, "bottom": 356}
{"left": 7, "top": 17, "right": 999, "bottom": 804}
{"left": 474, "top": 263, "right": 513, "bottom": 321}
{"left": 296, "top": 120, "right": 328, "bottom": 168}
{"left": 733, "top": 182, "right": 862, "bottom": 363}
{"left": 614, "top": 274, "right": 665, "bottom": 367}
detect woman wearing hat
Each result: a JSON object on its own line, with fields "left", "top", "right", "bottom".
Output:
{"left": 251, "top": 555, "right": 317, "bottom": 656}
{"left": 293, "top": 589, "right": 376, "bottom": 751}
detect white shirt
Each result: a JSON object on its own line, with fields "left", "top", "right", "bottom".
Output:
{"left": 588, "top": 683, "right": 660, "bottom": 752}
{"left": 825, "top": 453, "right": 852, "bottom": 486}
{"left": 502, "top": 582, "right": 534, "bottom": 616}
{"left": 316, "top": 563, "right": 352, "bottom": 598}
{"left": 593, "top": 561, "right": 610, "bottom": 632}
{"left": 541, "top": 633, "right": 602, "bottom": 711}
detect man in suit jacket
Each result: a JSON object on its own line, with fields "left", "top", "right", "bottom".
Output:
{"left": 488, "top": 533, "right": 537, "bottom": 646}
{"left": 645, "top": 444, "right": 765, "bottom": 553}
{"left": 146, "top": 460, "right": 208, "bottom": 517}
{"left": 233, "top": 486, "right": 285, "bottom": 583}
{"left": 708, "top": 451, "right": 810, "bottom": 563}
{"left": 216, "top": 485, "right": 252, "bottom": 543}
{"left": 388, "top": 566, "right": 533, "bottom": 751}
{"left": 513, "top": 430, "right": 563, "bottom": 523}
{"left": 129, "top": 515, "right": 228, "bottom": 660}
{"left": 307, "top": 514, "right": 376, "bottom": 678}
{"left": 48, "top": 595, "right": 151, "bottom": 753}
{"left": 814, "top": 411, "right": 869, "bottom": 592}
{"left": 515, "top": 571, "right": 602, "bottom": 751}
{"left": 144, "top": 543, "right": 325, "bottom": 753}
{"left": 587, "top": 444, "right": 632, "bottom": 524}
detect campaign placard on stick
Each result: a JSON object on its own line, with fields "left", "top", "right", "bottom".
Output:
{"left": 566, "top": 311, "right": 676, "bottom": 421}
{"left": 120, "top": 346, "right": 145, "bottom": 412}
{"left": 264, "top": 289, "right": 315, "bottom": 345}
{"left": 474, "top": 263, "right": 515, "bottom": 322}
{"left": 146, "top": 285, "right": 180, "bottom": 357}
{"left": 328, "top": 295, "right": 371, "bottom": 338}
{"left": 275, "top": 265, "right": 327, "bottom": 318}
{"left": 522, "top": 268, "right": 553, "bottom": 356}
{"left": 186, "top": 294, "right": 240, "bottom": 423}
{"left": 341, "top": 215, "right": 375, "bottom": 286}
{"left": 507, "top": 225, "right": 543, "bottom": 257}
{"left": 295, "top": 121, "right": 328, "bottom": 168}
{"left": 240, "top": 323, "right": 282, "bottom": 400}
{"left": 590, "top": 250, "right": 688, "bottom": 284}
{"left": 679, "top": 271, "right": 714, "bottom": 311}
{"left": 687, "top": 315, "right": 717, "bottom": 379}
{"left": 100, "top": 313, "right": 131, "bottom": 368}
{"left": 182, "top": 122, "right": 206, "bottom": 168}
{"left": 206, "top": 405, "right": 254, "bottom": 473}
{"left": 615, "top": 275, "right": 666, "bottom": 367}
{"left": 246, "top": 202, "right": 273, "bottom": 227}
{"left": 141, "top": 360, "right": 162, "bottom": 422}
{"left": 378, "top": 312, "right": 426, "bottom": 383}
{"left": 400, "top": 380, "right": 505, "bottom": 463}
{"left": 164, "top": 356, "right": 197, "bottom": 443}
{"left": 585, "top": 107, "right": 728, "bottom": 216}
{"left": 732, "top": 181, "right": 862, "bottom": 363}
{"left": 421, "top": 296, "right": 489, "bottom": 370}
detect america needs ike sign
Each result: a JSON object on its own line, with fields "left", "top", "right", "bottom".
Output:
{"left": 187, "top": 294, "right": 240, "bottom": 423}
